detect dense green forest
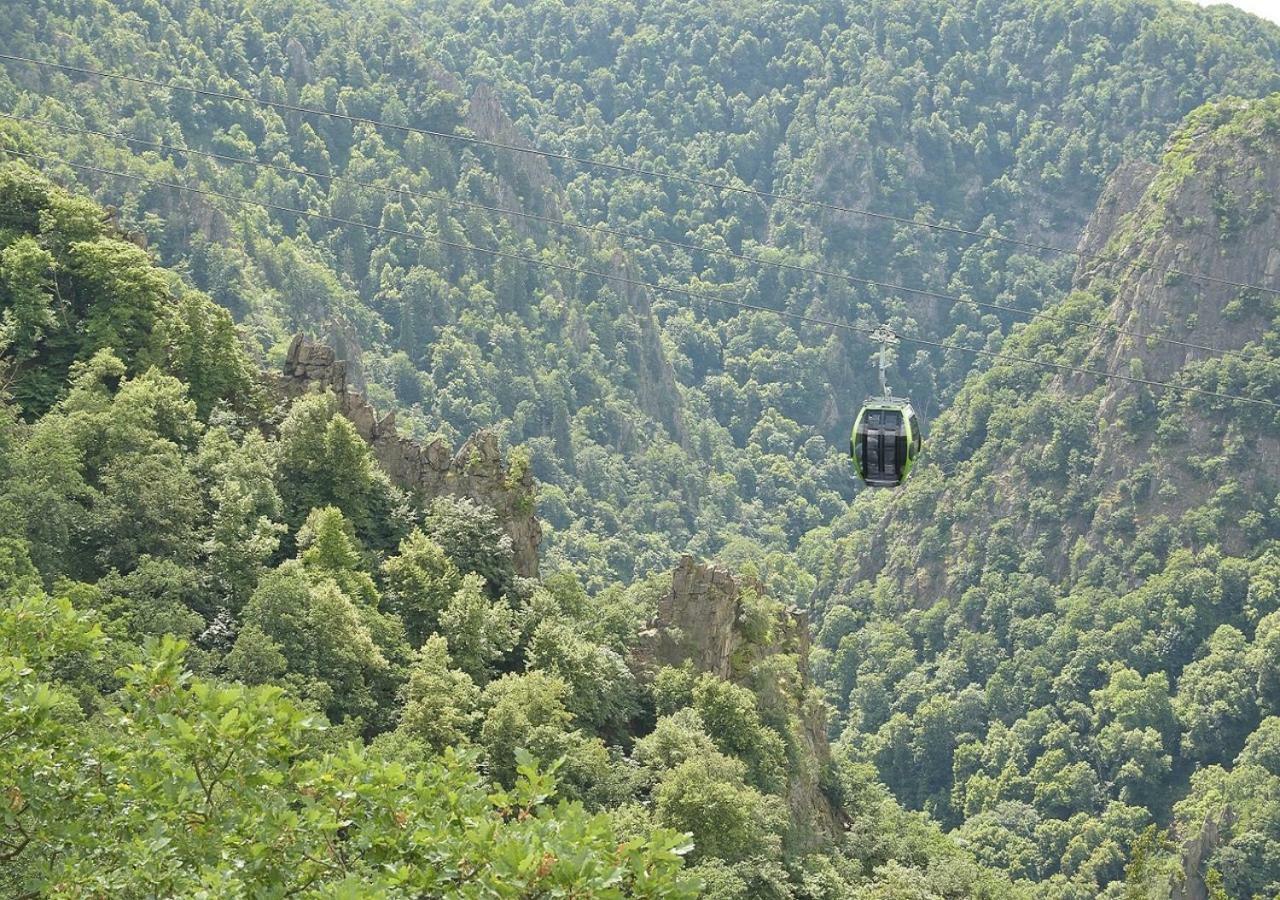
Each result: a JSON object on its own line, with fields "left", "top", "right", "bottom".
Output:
{"left": 3, "top": 0, "right": 1279, "bottom": 586}
{"left": 0, "top": 164, "right": 1031, "bottom": 897}
{"left": 2, "top": 0, "right": 1280, "bottom": 896}
{"left": 799, "top": 91, "right": 1280, "bottom": 898}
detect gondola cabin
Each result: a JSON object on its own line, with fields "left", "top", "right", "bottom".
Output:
{"left": 851, "top": 398, "right": 921, "bottom": 488}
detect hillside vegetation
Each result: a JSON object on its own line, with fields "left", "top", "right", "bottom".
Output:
{"left": 3, "top": 0, "right": 1280, "bottom": 897}
{"left": 2, "top": 0, "right": 1278, "bottom": 586}
{"left": 0, "top": 164, "right": 1033, "bottom": 900}
{"left": 800, "top": 94, "right": 1280, "bottom": 897}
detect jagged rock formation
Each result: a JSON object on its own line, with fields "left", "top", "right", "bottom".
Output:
{"left": 647, "top": 558, "right": 748, "bottom": 677}
{"left": 639, "top": 556, "right": 843, "bottom": 852}
{"left": 1078, "top": 115, "right": 1277, "bottom": 385}
{"left": 645, "top": 556, "right": 809, "bottom": 679}
{"left": 273, "top": 334, "right": 542, "bottom": 577}
{"left": 1172, "top": 808, "right": 1235, "bottom": 900}
{"left": 1069, "top": 99, "right": 1280, "bottom": 561}
{"left": 466, "top": 83, "right": 560, "bottom": 214}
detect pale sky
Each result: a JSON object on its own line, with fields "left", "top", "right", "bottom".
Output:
{"left": 1191, "top": 0, "right": 1280, "bottom": 25}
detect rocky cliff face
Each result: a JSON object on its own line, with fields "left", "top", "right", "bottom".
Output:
{"left": 465, "top": 82, "right": 561, "bottom": 220}
{"left": 824, "top": 96, "right": 1280, "bottom": 607}
{"left": 1077, "top": 109, "right": 1278, "bottom": 384}
{"left": 639, "top": 556, "right": 844, "bottom": 852}
{"left": 273, "top": 334, "right": 542, "bottom": 577}
{"left": 1069, "top": 99, "right": 1280, "bottom": 560}
{"left": 1171, "top": 808, "right": 1235, "bottom": 900}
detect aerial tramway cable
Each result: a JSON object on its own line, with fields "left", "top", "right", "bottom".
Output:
{"left": 7, "top": 148, "right": 1277, "bottom": 410}
{"left": 0, "top": 111, "right": 1259, "bottom": 365}
{"left": 2, "top": 52, "right": 1278, "bottom": 301}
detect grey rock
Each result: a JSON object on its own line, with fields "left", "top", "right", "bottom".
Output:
{"left": 638, "top": 556, "right": 843, "bottom": 852}
{"left": 271, "top": 334, "right": 541, "bottom": 577}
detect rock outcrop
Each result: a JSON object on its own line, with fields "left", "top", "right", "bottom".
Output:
{"left": 465, "top": 83, "right": 560, "bottom": 217}
{"left": 645, "top": 557, "right": 809, "bottom": 680}
{"left": 273, "top": 334, "right": 541, "bottom": 577}
{"left": 609, "top": 252, "right": 690, "bottom": 450}
{"left": 1172, "top": 808, "right": 1236, "bottom": 900}
{"left": 639, "top": 556, "right": 844, "bottom": 852}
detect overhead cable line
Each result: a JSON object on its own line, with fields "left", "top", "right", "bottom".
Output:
{"left": 3, "top": 51, "right": 1279, "bottom": 300}
{"left": 0, "top": 111, "right": 1255, "bottom": 364}
{"left": 7, "top": 148, "right": 1276, "bottom": 409}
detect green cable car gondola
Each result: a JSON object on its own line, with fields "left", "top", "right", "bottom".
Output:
{"left": 851, "top": 397, "right": 921, "bottom": 487}
{"left": 851, "top": 327, "right": 922, "bottom": 488}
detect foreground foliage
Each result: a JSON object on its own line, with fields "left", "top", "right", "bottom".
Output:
{"left": 0, "top": 591, "right": 696, "bottom": 898}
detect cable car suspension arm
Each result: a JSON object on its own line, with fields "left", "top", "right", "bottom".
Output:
{"left": 871, "top": 325, "right": 900, "bottom": 398}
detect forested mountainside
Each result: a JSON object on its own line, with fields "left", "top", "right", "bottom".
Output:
{"left": 2, "top": 0, "right": 1279, "bottom": 585}
{"left": 0, "top": 165, "right": 1044, "bottom": 898}
{"left": 800, "top": 95, "right": 1280, "bottom": 897}
{"left": 4, "top": 0, "right": 1280, "bottom": 897}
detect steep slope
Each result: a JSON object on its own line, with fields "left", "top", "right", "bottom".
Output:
{"left": 800, "top": 94, "right": 1280, "bottom": 897}
{"left": 0, "top": 164, "right": 1035, "bottom": 898}
{"left": 811, "top": 95, "right": 1279, "bottom": 606}
{"left": 3, "top": 0, "right": 1280, "bottom": 586}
